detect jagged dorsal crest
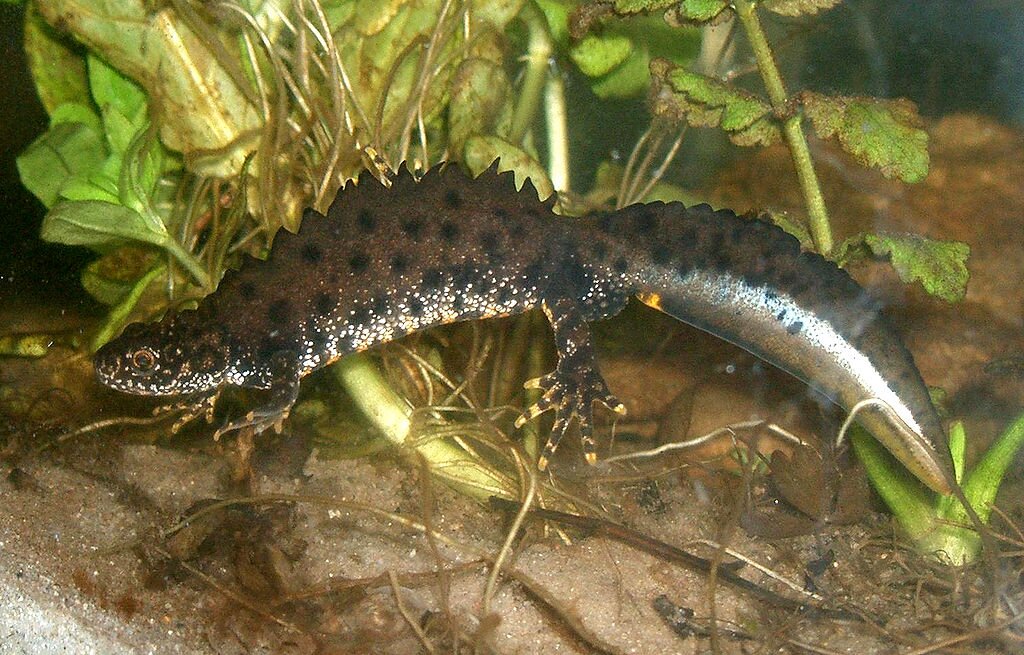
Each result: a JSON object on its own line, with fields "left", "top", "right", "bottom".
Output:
{"left": 324, "top": 159, "right": 555, "bottom": 225}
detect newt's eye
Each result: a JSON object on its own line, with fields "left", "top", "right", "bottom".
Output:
{"left": 130, "top": 348, "right": 157, "bottom": 373}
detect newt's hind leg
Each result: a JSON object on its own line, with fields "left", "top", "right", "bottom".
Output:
{"left": 515, "top": 298, "right": 627, "bottom": 469}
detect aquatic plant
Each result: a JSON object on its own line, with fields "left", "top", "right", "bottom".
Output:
{"left": 12, "top": 0, "right": 1018, "bottom": 562}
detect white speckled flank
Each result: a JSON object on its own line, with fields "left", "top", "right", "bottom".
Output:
{"left": 95, "top": 162, "right": 951, "bottom": 490}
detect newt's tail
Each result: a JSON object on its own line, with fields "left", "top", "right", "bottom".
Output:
{"left": 595, "top": 202, "right": 954, "bottom": 494}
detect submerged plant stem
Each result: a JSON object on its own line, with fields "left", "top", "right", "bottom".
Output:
{"left": 733, "top": 0, "right": 833, "bottom": 255}
{"left": 333, "top": 353, "right": 514, "bottom": 500}
{"left": 509, "top": 3, "right": 552, "bottom": 147}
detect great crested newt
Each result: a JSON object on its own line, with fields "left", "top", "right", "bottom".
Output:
{"left": 95, "top": 162, "right": 954, "bottom": 494}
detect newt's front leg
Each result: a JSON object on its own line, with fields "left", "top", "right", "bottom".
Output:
{"left": 515, "top": 298, "right": 627, "bottom": 469}
{"left": 213, "top": 351, "right": 301, "bottom": 439}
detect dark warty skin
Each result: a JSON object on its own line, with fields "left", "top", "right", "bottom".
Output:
{"left": 95, "top": 162, "right": 954, "bottom": 493}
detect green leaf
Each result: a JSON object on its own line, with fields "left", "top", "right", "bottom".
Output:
{"left": 49, "top": 102, "right": 103, "bottom": 133}
{"left": 589, "top": 161, "right": 701, "bottom": 206}
{"left": 591, "top": 43, "right": 652, "bottom": 98}
{"left": 674, "top": 0, "right": 730, "bottom": 22}
{"left": 470, "top": 0, "right": 526, "bottom": 28}
{"left": 41, "top": 200, "right": 170, "bottom": 250}
{"left": 802, "top": 93, "right": 930, "bottom": 183}
{"left": 448, "top": 58, "right": 513, "bottom": 155}
{"left": 836, "top": 233, "right": 970, "bottom": 303}
{"left": 88, "top": 55, "right": 148, "bottom": 134}
{"left": 534, "top": 0, "right": 570, "bottom": 44}
{"left": 464, "top": 136, "right": 554, "bottom": 201}
{"left": 613, "top": 0, "right": 678, "bottom": 13}
{"left": 960, "top": 412, "right": 1024, "bottom": 526}
{"left": 16, "top": 121, "right": 108, "bottom": 208}
{"left": 22, "top": 3, "right": 90, "bottom": 115}
{"left": 761, "top": 0, "right": 841, "bottom": 17}
{"left": 765, "top": 211, "right": 814, "bottom": 249}
{"left": 570, "top": 34, "right": 634, "bottom": 78}
{"left": 650, "top": 59, "right": 780, "bottom": 146}
{"left": 90, "top": 263, "right": 166, "bottom": 352}
{"left": 42, "top": 199, "right": 210, "bottom": 288}
{"left": 80, "top": 248, "right": 156, "bottom": 306}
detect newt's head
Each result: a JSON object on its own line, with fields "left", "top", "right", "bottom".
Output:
{"left": 95, "top": 313, "right": 232, "bottom": 396}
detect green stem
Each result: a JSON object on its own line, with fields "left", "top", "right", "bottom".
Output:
{"left": 732, "top": 0, "right": 833, "bottom": 255}
{"left": 509, "top": 2, "right": 552, "bottom": 146}
{"left": 162, "top": 237, "right": 212, "bottom": 290}
{"left": 332, "top": 353, "right": 515, "bottom": 501}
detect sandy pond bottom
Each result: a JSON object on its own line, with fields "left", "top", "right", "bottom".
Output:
{"left": 2, "top": 113, "right": 1023, "bottom": 654}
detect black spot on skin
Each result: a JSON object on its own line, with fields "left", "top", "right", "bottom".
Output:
{"left": 238, "top": 281, "right": 258, "bottom": 301}
{"left": 444, "top": 188, "right": 463, "bottom": 209}
{"left": 676, "top": 260, "right": 693, "bottom": 279}
{"left": 523, "top": 262, "right": 544, "bottom": 284}
{"left": 453, "top": 294, "right": 465, "bottom": 311}
{"left": 497, "top": 286, "right": 513, "bottom": 305}
{"left": 349, "top": 252, "right": 370, "bottom": 274}
{"left": 357, "top": 208, "right": 376, "bottom": 232}
{"left": 401, "top": 217, "right": 424, "bottom": 241}
{"left": 422, "top": 269, "right": 444, "bottom": 291}
{"left": 613, "top": 258, "right": 629, "bottom": 274}
{"left": 596, "top": 212, "right": 614, "bottom": 233}
{"left": 408, "top": 297, "right": 424, "bottom": 317}
{"left": 480, "top": 231, "right": 500, "bottom": 257}
{"left": 301, "top": 242, "right": 323, "bottom": 264}
{"left": 451, "top": 262, "right": 477, "bottom": 289}
{"left": 309, "top": 330, "right": 329, "bottom": 352}
{"left": 591, "top": 241, "right": 608, "bottom": 261}
{"left": 439, "top": 220, "right": 460, "bottom": 243}
{"left": 350, "top": 305, "right": 370, "bottom": 326}
{"left": 777, "top": 309, "right": 788, "bottom": 321}
{"left": 563, "top": 258, "right": 590, "bottom": 293}
{"left": 257, "top": 337, "right": 286, "bottom": 361}
{"left": 372, "top": 296, "right": 390, "bottom": 316}
{"left": 390, "top": 254, "right": 408, "bottom": 275}
{"left": 637, "top": 208, "right": 658, "bottom": 234}
{"left": 493, "top": 207, "right": 510, "bottom": 221}
{"left": 315, "top": 292, "right": 334, "bottom": 317}
{"left": 508, "top": 222, "right": 526, "bottom": 242}
{"left": 787, "top": 321, "right": 804, "bottom": 335}
{"left": 788, "top": 279, "right": 810, "bottom": 297}
{"left": 651, "top": 244, "right": 672, "bottom": 266}
{"left": 267, "top": 299, "right": 291, "bottom": 325}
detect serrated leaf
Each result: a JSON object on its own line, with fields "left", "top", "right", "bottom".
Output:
{"left": 675, "top": 0, "right": 730, "bottom": 21}
{"left": 765, "top": 211, "right": 813, "bottom": 249}
{"left": 464, "top": 136, "right": 554, "bottom": 201}
{"left": 16, "top": 121, "right": 107, "bottom": 208}
{"left": 802, "top": 93, "right": 929, "bottom": 183}
{"left": 650, "top": 59, "right": 780, "bottom": 146}
{"left": 762, "top": 0, "right": 841, "bottom": 17}
{"left": 613, "top": 0, "right": 678, "bottom": 13}
{"left": 837, "top": 233, "right": 969, "bottom": 303}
